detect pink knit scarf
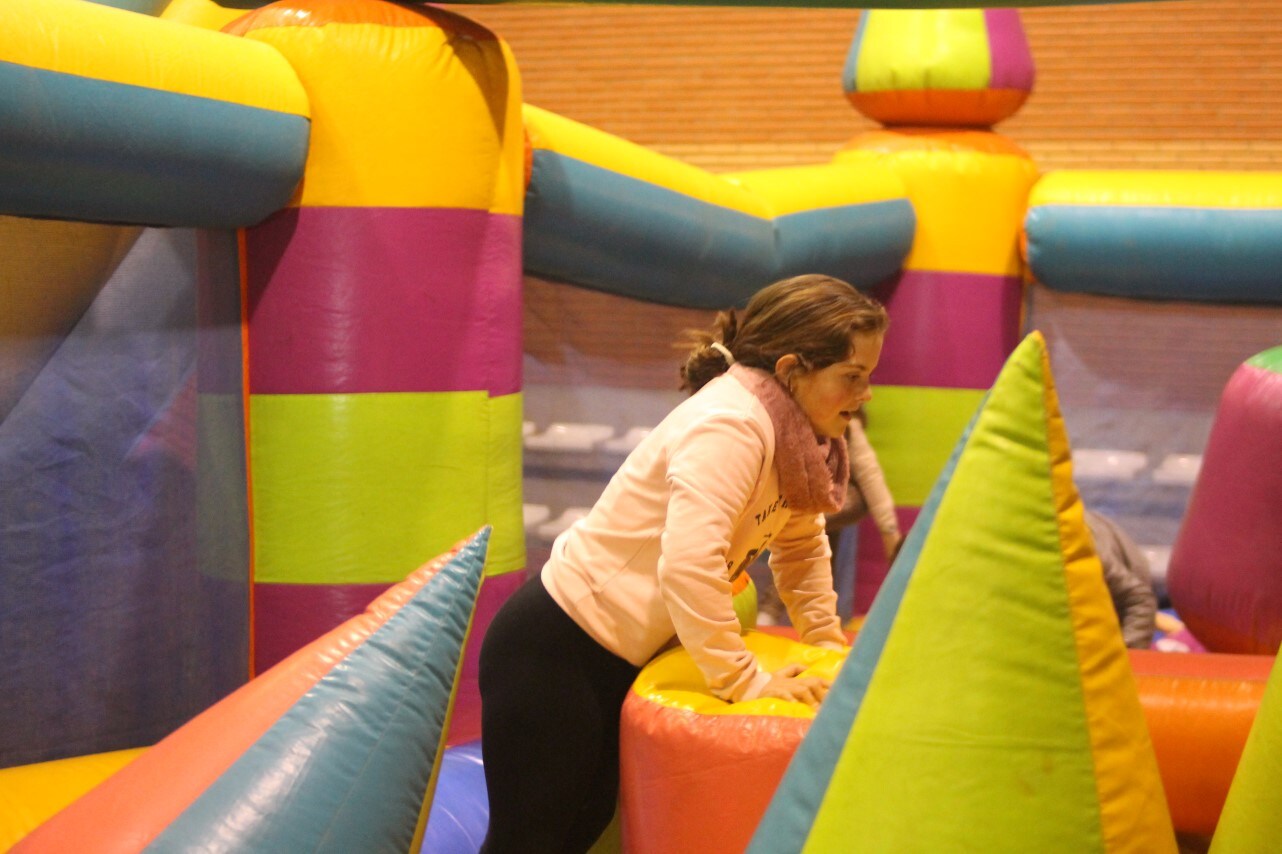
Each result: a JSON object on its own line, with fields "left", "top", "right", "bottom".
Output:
{"left": 729, "top": 364, "right": 848, "bottom": 515}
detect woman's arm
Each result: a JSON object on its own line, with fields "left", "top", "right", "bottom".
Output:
{"left": 656, "top": 414, "right": 774, "bottom": 702}
{"left": 1088, "top": 511, "right": 1157, "bottom": 649}
{"left": 769, "top": 512, "right": 847, "bottom": 649}
{"left": 848, "top": 419, "right": 902, "bottom": 558}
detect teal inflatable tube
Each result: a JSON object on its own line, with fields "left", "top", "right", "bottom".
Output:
{"left": 0, "top": 63, "right": 308, "bottom": 229}
{"left": 81, "top": 0, "right": 169, "bottom": 13}
{"left": 524, "top": 151, "right": 916, "bottom": 308}
{"left": 0, "top": 0, "right": 309, "bottom": 229}
{"left": 1025, "top": 205, "right": 1282, "bottom": 304}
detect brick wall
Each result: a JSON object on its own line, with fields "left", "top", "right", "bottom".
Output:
{"left": 457, "top": 1, "right": 1282, "bottom": 172}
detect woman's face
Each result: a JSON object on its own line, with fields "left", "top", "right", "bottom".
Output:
{"left": 783, "top": 331, "right": 884, "bottom": 440}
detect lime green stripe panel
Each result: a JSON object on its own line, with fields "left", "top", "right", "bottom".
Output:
{"left": 1247, "top": 346, "right": 1282, "bottom": 374}
{"left": 485, "top": 391, "right": 526, "bottom": 577}
{"left": 866, "top": 386, "right": 986, "bottom": 507}
{"left": 856, "top": 11, "right": 991, "bottom": 93}
{"left": 250, "top": 391, "right": 524, "bottom": 584}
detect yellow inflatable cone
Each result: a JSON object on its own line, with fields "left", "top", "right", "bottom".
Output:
{"left": 751, "top": 331, "right": 1176, "bottom": 853}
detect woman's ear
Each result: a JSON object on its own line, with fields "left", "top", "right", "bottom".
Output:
{"left": 774, "top": 353, "right": 799, "bottom": 383}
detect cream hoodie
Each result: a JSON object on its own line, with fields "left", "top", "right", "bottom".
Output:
{"left": 541, "top": 370, "right": 847, "bottom": 702}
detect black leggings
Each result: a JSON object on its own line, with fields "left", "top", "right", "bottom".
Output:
{"left": 478, "top": 576, "right": 641, "bottom": 854}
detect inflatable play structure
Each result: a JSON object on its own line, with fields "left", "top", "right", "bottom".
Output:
{"left": 623, "top": 336, "right": 1282, "bottom": 852}
{"left": 2, "top": 0, "right": 1282, "bottom": 850}
{"left": 7, "top": 530, "right": 488, "bottom": 853}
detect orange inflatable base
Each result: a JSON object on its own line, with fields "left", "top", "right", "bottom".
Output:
{"left": 620, "top": 633, "right": 1273, "bottom": 853}
{"left": 1131, "top": 649, "right": 1273, "bottom": 837}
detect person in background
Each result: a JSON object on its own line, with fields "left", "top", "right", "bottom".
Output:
{"left": 1085, "top": 508, "right": 1157, "bottom": 649}
{"left": 477, "top": 274, "right": 889, "bottom": 853}
{"left": 826, "top": 408, "right": 903, "bottom": 562}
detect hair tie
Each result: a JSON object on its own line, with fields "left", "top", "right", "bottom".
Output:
{"left": 709, "top": 341, "right": 736, "bottom": 366}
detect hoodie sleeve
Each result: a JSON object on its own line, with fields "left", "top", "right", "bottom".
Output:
{"left": 656, "top": 412, "right": 773, "bottom": 703}
{"left": 770, "top": 511, "right": 848, "bottom": 650}
{"left": 1087, "top": 511, "right": 1157, "bottom": 649}
{"left": 847, "top": 419, "right": 900, "bottom": 539}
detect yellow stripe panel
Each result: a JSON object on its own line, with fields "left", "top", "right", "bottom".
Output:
{"left": 525, "top": 105, "right": 907, "bottom": 220}
{"left": 0, "top": 0, "right": 307, "bottom": 117}
{"left": 856, "top": 10, "right": 991, "bottom": 92}
{"left": 1047, "top": 343, "right": 1177, "bottom": 852}
{"left": 160, "top": 0, "right": 247, "bottom": 31}
{"left": 1031, "top": 170, "right": 1282, "bottom": 211}
{"left": 525, "top": 104, "right": 772, "bottom": 218}
{"left": 723, "top": 163, "right": 907, "bottom": 217}
{"left": 0, "top": 748, "right": 146, "bottom": 851}
{"left": 836, "top": 142, "right": 1038, "bottom": 276}
{"left": 242, "top": 23, "right": 524, "bottom": 212}
{"left": 632, "top": 630, "right": 847, "bottom": 717}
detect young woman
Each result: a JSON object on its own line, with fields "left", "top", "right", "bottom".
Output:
{"left": 478, "top": 274, "right": 889, "bottom": 853}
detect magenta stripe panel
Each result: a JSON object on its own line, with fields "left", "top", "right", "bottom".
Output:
{"left": 448, "top": 570, "right": 525, "bottom": 745}
{"left": 253, "top": 581, "right": 390, "bottom": 674}
{"left": 853, "top": 507, "right": 920, "bottom": 616}
{"left": 871, "top": 270, "right": 1023, "bottom": 390}
{"left": 252, "top": 570, "right": 526, "bottom": 690}
{"left": 245, "top": 207, "right": 523, "bottom": 395}
{"left": 984, "top": 9, "right": 1034, "bottom": 90}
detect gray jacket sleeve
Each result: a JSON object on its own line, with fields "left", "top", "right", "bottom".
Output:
{"left": 1085, "top": 510, "right": 1156, "bottom": 649}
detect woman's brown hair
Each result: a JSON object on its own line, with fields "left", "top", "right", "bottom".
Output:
{"left": 679, "top": 274, "right": 888, "bottom": 393}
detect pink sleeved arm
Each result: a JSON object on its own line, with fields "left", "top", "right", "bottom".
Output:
{"left": 848, "top": 419, "right": 899, "bottom": 538}
{"left": 657, "top": 414, "right": 772, "bottom": 702}
{"left": 770, "top": 513, "right": 847, "bottom": 649}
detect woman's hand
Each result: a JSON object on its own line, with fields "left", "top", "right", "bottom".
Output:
{"left": 758, "top": 663, "right": 831, "bottom": 708}
{"left": 882, "top": 531, "right": 904, "bottom": 563}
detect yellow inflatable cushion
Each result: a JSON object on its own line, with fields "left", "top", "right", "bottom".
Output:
{"left": 632, "top": 629, "right": 849, "bottom": 718}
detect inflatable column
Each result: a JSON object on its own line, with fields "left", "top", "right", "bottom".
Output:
{"left": 832, "top": 9, "right": 1039, "bottom": 612}
{"left": 1167, "top": 348, "right": 1282, "bottom": 654}
{"left": 227, "top": 0, "right": 526, "bottom": 673}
